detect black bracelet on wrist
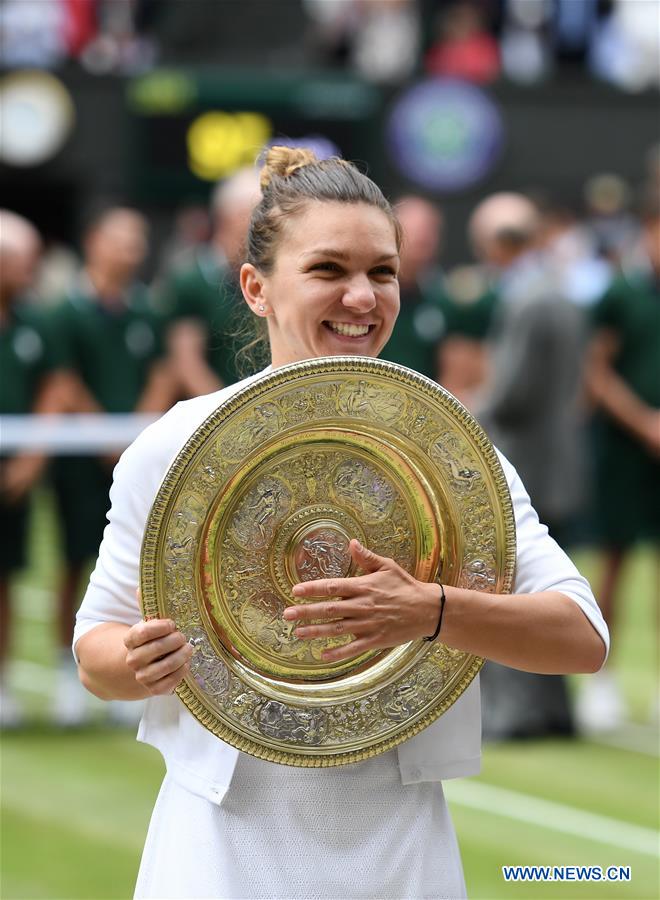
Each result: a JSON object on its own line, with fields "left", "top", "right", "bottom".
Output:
{"left": 423, "top": 582, "right": 446, "bottom": 642}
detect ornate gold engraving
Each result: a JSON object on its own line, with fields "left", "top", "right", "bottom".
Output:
{"left": 140, "top": 357, "right": 516, "bottom": 766}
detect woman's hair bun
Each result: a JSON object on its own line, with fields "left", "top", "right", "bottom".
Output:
{"left": 260, "top": 145, "right": 319, "bottom": 190}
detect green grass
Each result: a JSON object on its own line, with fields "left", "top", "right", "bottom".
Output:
{"left": 1, "top": 729, "right": 162, "bottom": 900}
{"left": 455, "top": 739, "right": 659, "bottom": 899}
{"left": 479, "top": 739, "right": 657, "bottom": 829}
{"left": 569, "top": 547, "right": 659, "bottom": 723}
{"left": 1, "top": 492, "right": 658, "bottom": 899}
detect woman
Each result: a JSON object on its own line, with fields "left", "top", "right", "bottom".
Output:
{"left": 75, "top": 148, "right": 608, "bottom": 899}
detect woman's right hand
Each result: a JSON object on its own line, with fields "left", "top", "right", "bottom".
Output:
{"left": 123, "top": 618, "right": 194, "bottom": 696}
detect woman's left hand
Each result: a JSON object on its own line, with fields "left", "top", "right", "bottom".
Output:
{"left": 283, "top": 539, "right": 442, "bottom": 662}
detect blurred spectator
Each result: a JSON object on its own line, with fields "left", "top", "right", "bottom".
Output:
{"left": 537, "top": 201, "right": 613, "bottom": 307}
{"left": 590, "top": 0, "right": 660, "bottom": 92}
{"left": 78, "top": 0, "right": 160, "bottom": 75}
{"left": 303, "top": 0, "right": 357, "bottom": 68}
{"left": 473, "top": 191, "right": 588, "bottom": 546}
{"left": 494, "top": 0, "right": 552, "bottom": 85}
{"left": 155, "top": 166, "right": 261, "bottom": 396}
{"left": 304, "top": 0, "right": 420, "bottom": 84}
{"left": 438, "top": 263, "right": 499, "bottom": 408}
{"left": 578, "top": 194, "right": 660, "bottom": 732}
{"left": 157, "top": 203, "right": 212, "bottom": 278}
{"left": 34, "top": 237, "right": 80, "bottom": 307}
{"left": 381, "top": 196, "right": 448, "bottom": 380}
{"left": 380, "top": 195, "right": 497, "bottom": 405}
{"left": 350, "top": 0, "right": 420, "bottom": 85}
{"left": 0, "top": 0, "right": 159, "bottom": 73}
{"left": 0, "top": 0, "right": 68, "bottom": 68}
{"left": 0, "top": 211, "right": 63, "bottom": 727}
{"left": 49, "top": 206, "right": 174, "bottom": 726}
{"left": 425, "top": 0, "right": 500, "bottom": 84}
{"left": 553, "top": 0, "right": 599, "bottom": 65}
{"left": 583, "top": 173, "right": 639, "bottom": 266}
{"left": 471, "top": 192, "right": 587, "bottom": 739}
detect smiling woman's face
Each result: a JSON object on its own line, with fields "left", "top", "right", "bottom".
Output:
{"left": 240, "top": 200, "right": 400, "bottom": 369}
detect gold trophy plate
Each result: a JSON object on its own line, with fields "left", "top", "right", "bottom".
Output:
{"left": 140, "top": 357, "right": 516, "bottom": 766}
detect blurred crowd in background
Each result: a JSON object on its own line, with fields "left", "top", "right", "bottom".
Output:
{"left": 1, "top": 0, "right": 658, "bottom": 746}
{"left": 2, "top": 0, "right": 659, "bottom": 92}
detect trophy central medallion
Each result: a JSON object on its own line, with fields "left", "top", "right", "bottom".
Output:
{"left": 290, "top": 522, "right": 352, "bottom": 583}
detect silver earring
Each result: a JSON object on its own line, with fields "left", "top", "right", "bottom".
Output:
{"left": 258, "top": 305, "right": 265, "bottom": 312}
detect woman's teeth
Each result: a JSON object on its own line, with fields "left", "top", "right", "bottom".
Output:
{"left": 326, "top": 322, "right": 370, "bottom": 337}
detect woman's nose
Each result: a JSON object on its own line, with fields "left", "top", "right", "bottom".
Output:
{"left": 342, "top": 275, "right": 377, "bottom": 312}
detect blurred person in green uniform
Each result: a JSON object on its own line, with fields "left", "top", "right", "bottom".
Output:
{"left": 380, "top": 196, "right": 448, "bottom": 380}
{"left": 579, "top": 195, "right": 660, "bottom": 731}
{"left": 157, "top": 203, "right": 211, "bottom": 278}
{"left": 156, "top": 167, "right": 262, "bottom": 395}
{"left": 381, "top": 196, "right": 497, "bottom": 404}
{"left": 0, "top": 211, "right": 64, "bottom": 726}
{"left": 470, "top": 192, "right": 589, "bottom": 739}
{"left": 439, "top": 265, "right": 499, "bottom": 408}
{"left": 50, "top": 206, "right": 175, "bottom": 726}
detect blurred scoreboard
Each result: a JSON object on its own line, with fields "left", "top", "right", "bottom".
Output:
{"left": 126, "top": 67, "right": 386, "bottom": 199}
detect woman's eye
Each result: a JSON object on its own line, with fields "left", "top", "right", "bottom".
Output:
{"left": 311, "top": 262, "right": 340, "bottom": 272}
{"left": 371, "top": 266, "right": 397, "bottom": 277}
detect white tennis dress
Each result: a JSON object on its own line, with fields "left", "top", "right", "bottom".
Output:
{"left": 134, "top": 749, "right": 466, "bottom": 900}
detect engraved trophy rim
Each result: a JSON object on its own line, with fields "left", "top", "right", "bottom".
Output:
{"left": 140, "top": 356, "right": 516, "bottom": 766}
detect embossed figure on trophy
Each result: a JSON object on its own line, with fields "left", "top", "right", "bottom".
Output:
{"left": 176, "top": 495, "right": 206, "bottom": 529}
{"left": 239, "top": 598, "right": 283, "bottom": 652}
{"left": 338, "top": 380, "right": 404, "bottom": 424}
{"left": 256, "top": 700, "right": 327, "bottom": 745}
{"left": 333, "top": 460, "right": 395, "bottom": 521}
{"left": 222, "top": 403, "right": 283, "bottom": 460}
{"left": 340, "top": 380, "right": 371, "bottom": 416}
{"left": 431, "top": 436, "right": 482, "bottom": 493}
{"left": 463, "top": 557, "right": 496, "bottom": 591}
{"left": 166, "top": 534, "right": 194, "bottom": 562}
{"left": 410, "top": 411, "right": 428, "bottom": 436}
{"left": 202, "top": 463, "right": 217, "bottom": 484}
{"left": 186, "top": 628, "right": 231, "bottom": 697}
{"left": 233, "top": 557, "right": 267, "bottom": 580}
{"left": 380, "top": 521, "right": 408, "bottom": 548}
{"left": 167, "top": 498, "right": 205, "bottom": 562}
{"left": 299, "top": 453, "right": 328, "bottom": 501}
{"left": 334, "top": 466, "right": 361, "bottom": 502}
{"left": 298, "top": 532, "right": 349, "bottom": 580}
{"left": 378, "top": 681, "right": 419, "bottom": 722}
{"left": 249, "top": 402, "right": 281, "bottom": 442}
{"left": 248, "top": 484, "right": 282, "bottom": 541}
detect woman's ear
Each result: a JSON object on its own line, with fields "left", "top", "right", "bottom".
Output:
{"left": 240, "top": 263, "right": 269, "bottom": 316}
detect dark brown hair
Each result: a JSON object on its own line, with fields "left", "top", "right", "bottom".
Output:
{"left": 246, "top": 146, "right": 402, "bottom": 274}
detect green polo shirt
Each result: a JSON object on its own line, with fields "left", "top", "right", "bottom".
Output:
{"left": 592, "top": 272, "right": 660, "bottom": 407}
{"left": 382, "top": 274, "right": 499, "bottom": 380}
{"left": 590, "top": 270, "right": 660, "bottom": 544}
{"left": 50, "top": 280, "right": 164, "bottom": 412}
{"left": 1, "top": 303, "right": 56, "bottom": 415}
{"left": 382, "top": 283, "right": 448, "bottom": 380}
{"left": 443, "top": 287, "right": 499, "bottom": 340}
{"left": 155, "top": 247, "right": 250, "bottom": 386}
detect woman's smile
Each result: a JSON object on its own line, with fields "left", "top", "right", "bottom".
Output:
{"left": 323, "top": 321, "right": 375, "bottom": 338}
